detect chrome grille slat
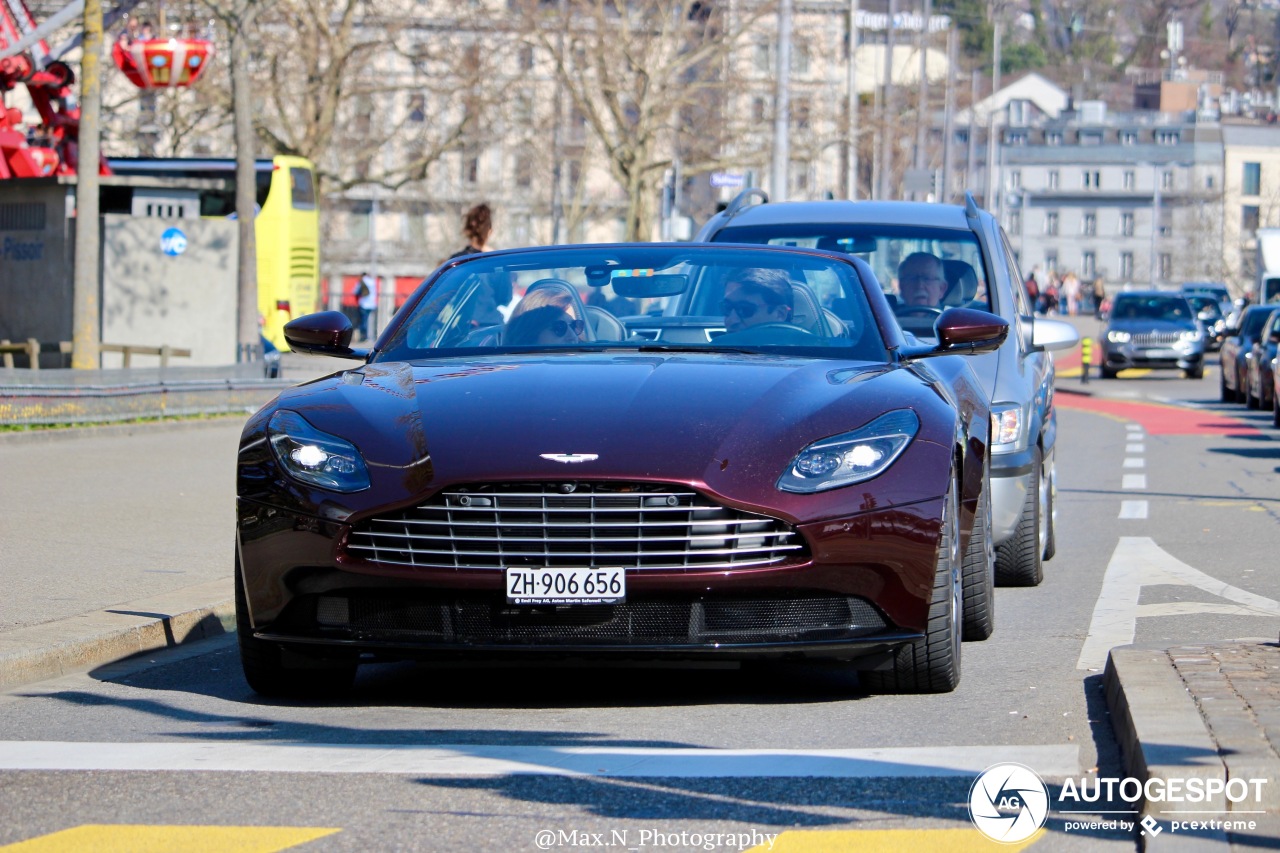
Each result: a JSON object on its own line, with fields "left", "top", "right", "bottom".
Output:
{"left": 346, "top": 482, "right": 806, "bottom": 571}
{"left": 1131, "top": 332, "right": 1182, "bottom": 346}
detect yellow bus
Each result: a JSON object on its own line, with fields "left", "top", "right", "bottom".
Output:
{"left": 106, "top": 155, "right": 321, "bottom": 350}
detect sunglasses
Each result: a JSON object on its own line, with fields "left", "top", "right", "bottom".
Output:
{"left": 550, "top": 318, "right": 586, "bottom": 337}
{"left": 721, "top": 298, "right": 766, "bottom": 319}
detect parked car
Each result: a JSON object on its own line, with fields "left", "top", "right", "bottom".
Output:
{"left": 237, "top": 243, "right": 1007, "bottom": 697}
{"left": 1245, "top": 309, "right": 1280, "bottom": 410}
{"left": 1185, "top": 294, "right": 1227, "bottom": 352}
{"left": 693, "top": 192, "right": 1078, "bottom": 589}
{"left": 1099, "top": 292, "right": 1204, "bottom": 379}
{"left": 1220, "top": 305, "right": 1279, "bottom": 403}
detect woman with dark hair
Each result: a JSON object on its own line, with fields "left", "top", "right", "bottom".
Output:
{"left": 448, "top": 203, "right": 495, "bottom": 259}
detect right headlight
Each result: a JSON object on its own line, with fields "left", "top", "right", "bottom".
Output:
{"left": 777, "top": 409, "right": 919, "bottom": 494}
{"left": 268, "top": 410, "right": 370, "bottom": 492}
{"left": 1107, "top": 330, "right": 1131, "bottom": 343}
{"left": 990, "top": 402, "right": 1023, "bottom": 453}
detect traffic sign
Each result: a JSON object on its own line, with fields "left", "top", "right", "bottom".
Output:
{"left": 710, "top": 172, "right": 746, "bottom": 189}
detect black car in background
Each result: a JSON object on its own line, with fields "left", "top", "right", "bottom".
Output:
{"left": 1221, "top": 305, "right": 1279, "bottom": 403}
{"left": 1245, "top": 309, "right": 1280, "bottom": 411}
{"left": 1100, "top": 292, "right": 1205, "bottom": 379}
{"left": 1185, "top": 294, "right": 1227, "bottom": 352}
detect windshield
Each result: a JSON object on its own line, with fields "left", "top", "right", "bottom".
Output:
{"left": 712, "top": 224, "right": 991, "bottom": 339}
{"left": 1186, "top": 296, "right": 1222, "bottom": 318}
{"left": 377, "top": 245, "right": 889, "bottom": 362}
{"left": 1111, "top": 296, "right": 1194, "bottom": 322}
{"left": 1243, "top": 308, "right": 1277, "bottom": 337}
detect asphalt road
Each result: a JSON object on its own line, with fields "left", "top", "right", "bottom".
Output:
{"left": 1, "top": 357, "right": 1277, "bottom": 852}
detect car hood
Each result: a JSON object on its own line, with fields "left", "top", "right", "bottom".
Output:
{"left": 269, "top": 354, "right": 950, "bottom": 509}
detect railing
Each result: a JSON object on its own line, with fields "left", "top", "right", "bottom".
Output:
{"left": 1, "top": 340, "right": 191, "bottom": 370}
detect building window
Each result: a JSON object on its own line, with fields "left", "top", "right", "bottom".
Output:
{"left": 1009, "top": 210, "right": 1021, "bottom": 234}
{"left": 514, "top": 154, "right": 532, "bottom": 188}
{"left": 1044, "top": 211, "right": 1059, "bottom": 236}
{"left": 1121, "top": 211, "right": 1135, "bottom": 236}
{"left": 752, "top": 97, "right": 767, "bottom": 123}
{"left": 1048, "top": 170, "right": 1059, "bottom": 190}
{"left": 1006, "top": 131, "right": 1028, "bottom": 146}
{"left": 1009, "top": 170, "right": 1022, "bottom": 189}
{"left": 1082, "top": 212, "right": 1097, "bottom": 236}
{"left": 1244, "top": 205, "right": 1261, "bottom": 234}
{"left": 1161, "top": 170, "right": 1174, "bottom": 190}
{"left": 1123, "top": 170, "right": 1136, "bottom": 190}
{"left": 1080, "top": 132, "right": 1103, "bottom": 146}
{"left": 1120, "top": 252, "right": 1134, "bottom": 279}
{"left": 1243, "top": 162, "right": 1261, "bottom": 196}
{"left": 792, "top": 41, "right": 811, "bottom": 75}
{"left": 1121, "top": 130, "right": 1138, "bottom": 146}
{"left": 519, "top": 44, "right": 534, "bottom": 71}
{"left": 1206, "top": 175, "right": 1215, "bottom": 190}
{"left": 407, "top": 93, "right": 425, "bottom": 123}
{"left": 1159, "top": 253, "right": 1173, "bottom": 279}
{"left": 1046, "top": 131, "right": 1062, "bottom": 146}
{"left": 1156, "top": 130, "right": 1180, "bottom": 145}
{"left": 1045, "top": 252, "right": 1058, "bottom": 273}
{"left": 753, "top": 40, "right": 771, "bottom": 73}
{"left": 792, "top": 97, "right": 810, "bottom": 130}
{"left": 1083, "top": 170, "right": 1101, "bottom": 189}
{"left": 465, "top": 155, "right": 479, "bottom": 184}
{"left": 1082, "top": 251, "right": 1096, "bottom": 278}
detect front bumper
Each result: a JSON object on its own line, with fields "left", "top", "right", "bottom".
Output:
{"left": 237, "top": 496, "right": 943, "bottom": 661}
{"left": 1102, "top": 341, "right": 1205, "bottom": 371}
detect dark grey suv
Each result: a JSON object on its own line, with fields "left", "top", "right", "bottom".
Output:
{"left": 696, "top": 192, "right": 1078, "bottom": 602}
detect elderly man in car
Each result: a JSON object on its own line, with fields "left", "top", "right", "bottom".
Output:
{"left": 897, "top": 252, "right": 950, "bottom": 308}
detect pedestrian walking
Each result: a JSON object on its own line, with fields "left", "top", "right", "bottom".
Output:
{"left": 354, "top": 271, "right": 378, "bottom": 342}
{"left": 1092, "top": 277, "right": 1107, "bottom": 319}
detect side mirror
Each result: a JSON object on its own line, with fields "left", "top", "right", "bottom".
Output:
{"left": 1031, "top": 317, "right": 1081, "bottom": 352}
{"left": 283, "top": 311, "right": 369, "bottom": 359}
{"left": 902, "top": 307, "right": 1009, "bottom": 359}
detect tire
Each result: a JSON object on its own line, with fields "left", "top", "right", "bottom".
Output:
{"left": 1247, "top": 385, "right": 1260, "bottom": 410}
{"left": 1100, "top": 366, "right": 1117, "bottom": 379}
{"left": 961, "top": 463, "right": 995, "bottom": 642}
{"left": 862, "top": 477, "right": 962, "bottom": 694}
{"left": 995, "top": 445, "right": 1044, "bottom": 587}
{"left": 1041, "top": 448, "right": 1057, "bottom": 562}
{"left": 1184, "top": 367, "right": 1203, "bottom": 380}
{"left": 236, "top": 554, "right": 357, "bottom": 698}
{"left": 1222, "top": 370, "right": 1234, "bottom": 403}
{"left": 1274, "top": 394, "right": 1280, "bottom": 429}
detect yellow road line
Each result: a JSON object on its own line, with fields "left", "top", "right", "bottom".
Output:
{"left": 0, "top": 826, "right": 340, "bottom": 853}
{"left": 751, "top": 827, "right": 1044, "bottom": 851}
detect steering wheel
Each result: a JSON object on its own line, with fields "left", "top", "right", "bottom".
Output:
{"left": 894, "top": 305, "right": 944, "bottom": 318}
{"left": 714, "top": 323, "right": 820, "bottom": 346}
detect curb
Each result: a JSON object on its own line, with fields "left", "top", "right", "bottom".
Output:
{"left": 1103, "top": 644, "right": 1280, "bottom": 851}
{"left": 0, "top": 414, "right": 249, "bottom": 445}
{"left": 0, "top": 579, "right": 234, "bottom": 692}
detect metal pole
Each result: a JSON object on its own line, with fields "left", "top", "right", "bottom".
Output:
{"left": 71, "top": 0, "right": 102, "bottom": 369}
{"left": 965, "top": 68, "right": 977, "bottom": 192}
{"left": 984, "top": 18, "right": 1001, "bottom": 208}
{"left": 941, "top": 27, "right": 956, "bottom": 203}
{"left": 231, "top": 11, "right": 259, "bottom": 363}
{"left": 913, "top": 0, "right": 933, "bottom": 200}
{"left": 878, "top": 0, "right": 897, "bottom": 200}
{"left": 550, "top": 0, "right": 566, "bottom": 243}
{"left": 846, "top": 0, "right": 859, "bottom": 199}
{"left": 1150, "top": 164, "right": 1160, "bottom": 286}
{"left": 771, "top": 0, "right": 793, "bottom": 201}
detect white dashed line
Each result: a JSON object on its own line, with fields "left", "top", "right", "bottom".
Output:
{"left": 1126, "top": 443, "right": 1145, "bottom": 454}
{"left": 1122, "top": 474, "right": 1147, "bottom": 489}
{"left": 1119, "top": 501, "right": 1148, "bottom": 519}
{"left": 1123, "top": 457, "right": 1145, "bottom": 468}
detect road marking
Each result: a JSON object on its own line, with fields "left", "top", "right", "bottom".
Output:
{"left": 0, "top": 741, "right": 1081, "bottom": 779}
{"left": 1119, "top": 501, "right": 1148, "bottom": 519}
{"left": 1077, "top": 537, "right": 1280, "bottom": 670}
{"left": 0, "top": 826, "right": 340, "bottom": 853}
{"left": 753, "top": 827, "right": 1044, "bottom": 851}
{"left": 1122, "top": 474, "right": 1147, "bottom": 489}
{"left": 1123, "top": 457, "right": 1145, "bottom": 468}
{"left": 1126, "top": 443, "right": 1145, "bottom": 453}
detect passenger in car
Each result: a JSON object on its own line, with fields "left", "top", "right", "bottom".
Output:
{"left": 897, "top": 253, "right": 949, "bottom": 308}
{"left": 721, "top": 268, "right": 795, "bottom": 333}
{"left": 504, "top": 306, "right": 585, "bottom": 346}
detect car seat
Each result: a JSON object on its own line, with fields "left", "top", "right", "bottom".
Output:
{"left": 788, "top": 281, "right": 834, "bottom": 336}
{"left": 941, "top": 259, "right": 979, "bottom": 308}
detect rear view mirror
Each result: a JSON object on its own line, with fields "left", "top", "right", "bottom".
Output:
{"left": 605, "top": 273, "right": 689, "bottom": 299}
{"left": 902, "top": 307, "right": 1009, "bottom": 359}
{"left": 284, "top": 311, "right": 367, "bottom": 359}
{"left": 1031, "top": 317, "right": 1080, "bottom": 352}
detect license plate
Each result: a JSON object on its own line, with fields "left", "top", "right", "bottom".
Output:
{"left": 506, "top": 566, "right": 626, "bottom": 605}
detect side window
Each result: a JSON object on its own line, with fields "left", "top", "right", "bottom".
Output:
{"left": 998, "top": 228, "right": 1031, "bottom": 318}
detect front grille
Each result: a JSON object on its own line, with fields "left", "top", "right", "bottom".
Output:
{"left": 301, "top": 592, "right": 888, "bottom": 646}
{"left": 347, "top": 482, "right": 806, "bottom": 571}
{"left": 1131, "top": 331, "right": 1183, "bottom": 346}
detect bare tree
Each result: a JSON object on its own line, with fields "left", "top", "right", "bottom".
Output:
{"left": 510, "top": 0, "right": 770, "bottom": 242}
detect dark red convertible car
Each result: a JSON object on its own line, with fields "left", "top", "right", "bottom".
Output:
{"left": 235, "top": 244, "right": 1006, "bottom": 697}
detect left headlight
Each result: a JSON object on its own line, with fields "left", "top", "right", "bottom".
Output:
{"left": 1107, "top": 330, "right": 1131, "bottom": 343}
{"left": 268, "top": 410, "right": 371, "bottom": 492}
{"left": 1180, "top": 329, "right": 1202, "bottom": 342}
{"left": 778, "top": 409, "right": 919, "bottom": 494}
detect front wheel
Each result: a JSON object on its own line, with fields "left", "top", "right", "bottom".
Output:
{"left": 995, "top": 446, "right": 1044, "bottom": 587}
{"left": 862, "top": 477, "right": 962, "bottom": 694}
{"left": 961, "top": 463, "right": 994, "bottom": 641}
{"left": 1185, "top": 367, "right": 1204, "bottom": 380}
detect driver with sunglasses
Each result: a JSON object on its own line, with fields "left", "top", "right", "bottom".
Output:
{"left": 504, "top": 305, "right": 585, "bottom": 346}
{"left": 721, "top": 268, "right": 794, "bottom": 334}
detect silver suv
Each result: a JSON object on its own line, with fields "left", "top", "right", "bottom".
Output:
{"left": 697, "top": 192, "right": 1078, "bottom": 593}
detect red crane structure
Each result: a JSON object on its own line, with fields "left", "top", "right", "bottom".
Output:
{"left": 0, "top": 0, "right": 97, "bottom": 178}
